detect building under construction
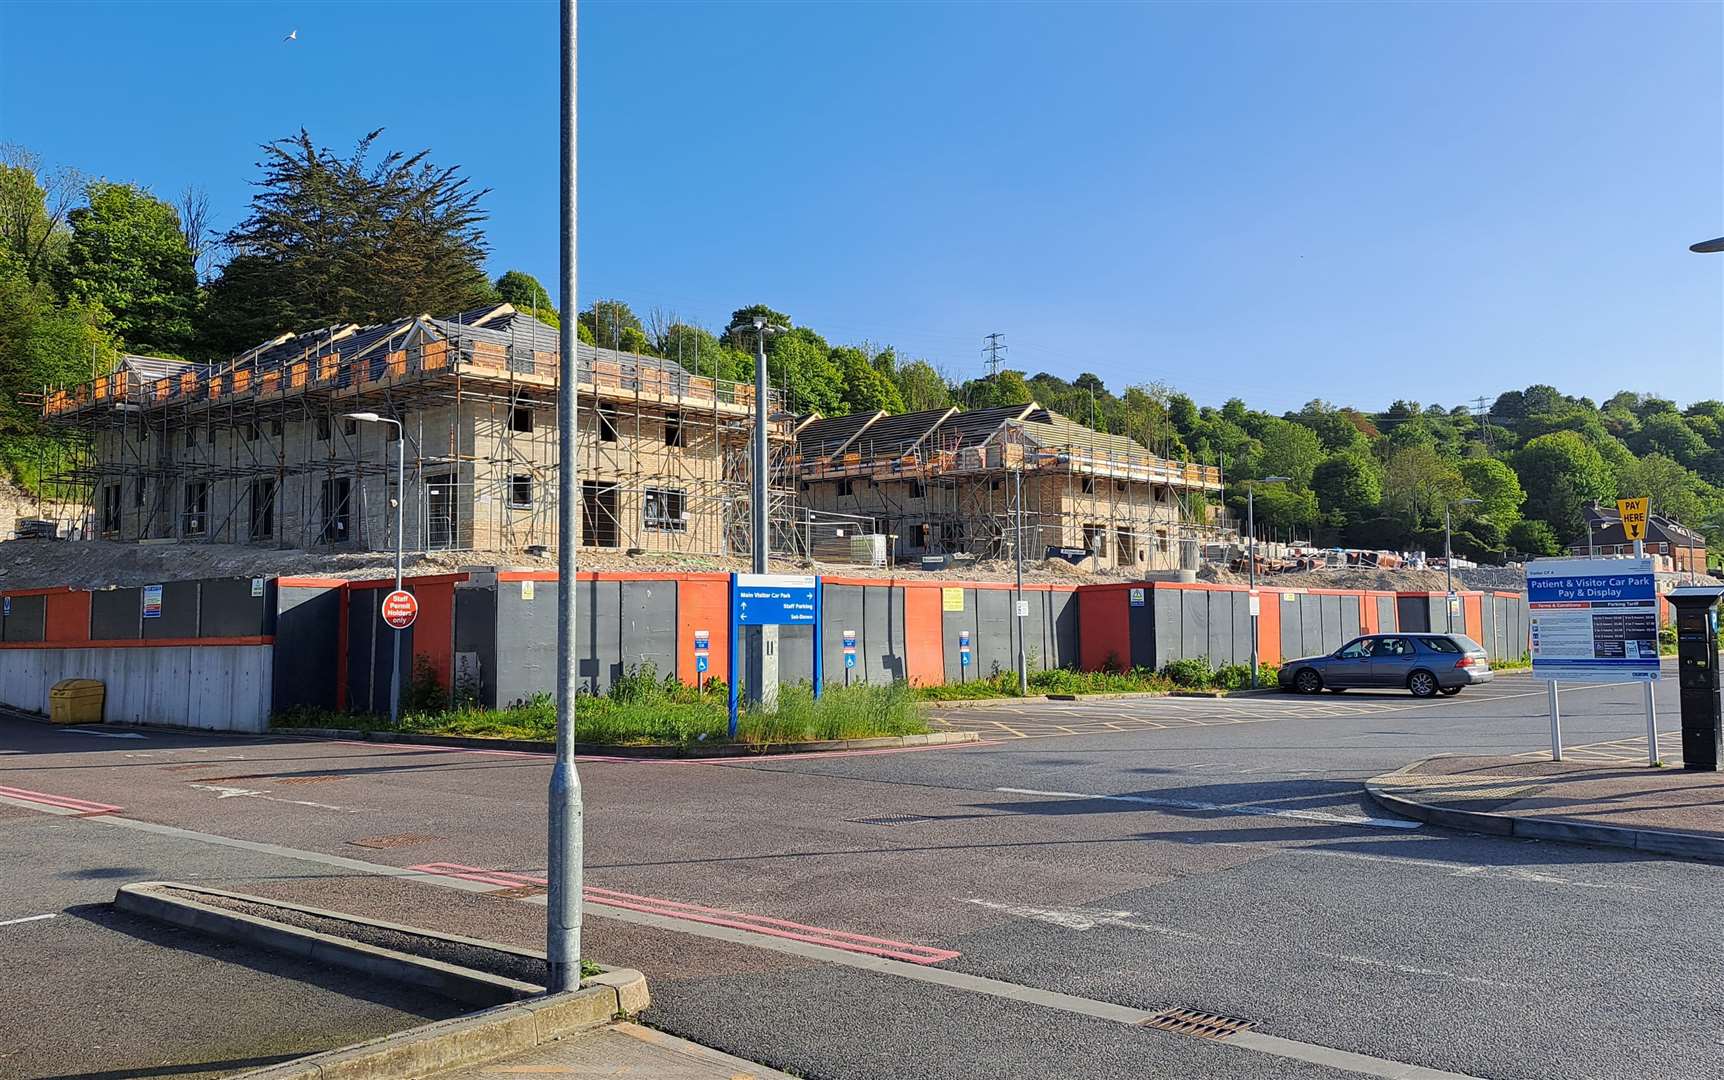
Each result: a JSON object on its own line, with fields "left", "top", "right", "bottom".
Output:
{"left": 793, "top": 403, "right": 1225, "bottom": 570}
{"left": 41, "top": 305, "right": 793, "bottom": 557}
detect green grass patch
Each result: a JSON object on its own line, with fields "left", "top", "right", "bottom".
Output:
{"left": 272, "top": 662, "right": 928, "bottom": 749}
{"left": 915, "top": 666, "right": 1175, "bottom": 700}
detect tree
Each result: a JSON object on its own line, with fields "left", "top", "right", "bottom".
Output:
{"left": 1381, "top": 444, "right": 1465, "bottom": 526}
{"left": 1516, "top": 431, "right": 1615, "bottom": 540}
{"left": 201, "top": 129, "right": 493, "bottom": 355}
{"left": 176, "top": 185, "right": 215, "bottom": 281}
{"left": 1232, "top": 483, "right": 1319, "bottom": 534}
{"left": 834, "top": 346, "right": 904, "bottom": 413}
{"left": 893, "top": 359, "right": 952, "bottom": 413}
{"left": 0, "top": 145, "right": 81, "bottom": 285}
{"left": 1257, "top": 418, "right": 1324, "bottom": 488}
{"left": 1629, "top": 412, "right": 1708, "bottom": 468}
{"left": 727, "top": 303, "right": 791, "bottom": 332}
{"left": 494, "top": 270, "right": 557, "bottom": 325}
{"left": 962, "top": 370, "right": 1032, "bottom": 410}
{"left": 1456, "top": 457, "right": 1524, "bottom": 527}
{"left": 1292, "top": 400, "right": 1368, "bottom": 453}
{"left": 581, "top": 298, "right": 647, "bottom": 351}
{"left": 1311, "top": 452, "right": 1382, "bottom": 522}
{"left": 767, "top": 327, "right": 844, "bottom": 416}
{"left": 59, "top": 181, "right": 199, "bottom": 353}
{"left": 1618, "top": 453, "right": 1709, "bottom": 526}
{"left": 1506, "top": 519, "right": 1563, "bottom": 557}
{"left": 658, "top": 322, "right": 750, "bottom": 381}
{"left": 0, "top": 265, "right": 117, "bottom": 484}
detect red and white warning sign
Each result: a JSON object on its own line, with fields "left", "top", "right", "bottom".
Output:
{"left": 381, "top": 589, "right": 418, "bottom": 630}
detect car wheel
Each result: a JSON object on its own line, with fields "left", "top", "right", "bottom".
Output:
{"left": 1408, "top": 670, "right": 1439, "bottom": 698}
{"left": 1440, "top": 686, "right": 1462, "bottom": 697}
{"left": 1295, "top": 668, "right": 1323, "bottom": 694}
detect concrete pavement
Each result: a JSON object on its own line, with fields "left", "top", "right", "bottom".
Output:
{"left": 3, "top": 673, "right": 1719, "bottom": 1080}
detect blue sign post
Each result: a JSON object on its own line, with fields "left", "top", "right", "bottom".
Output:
{"left": 729, "top": 574, "right": 821, "bottom": 737}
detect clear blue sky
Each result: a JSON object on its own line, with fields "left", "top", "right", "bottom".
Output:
{"left": 2, "top": 1, "right": 1719, "bottom": 413}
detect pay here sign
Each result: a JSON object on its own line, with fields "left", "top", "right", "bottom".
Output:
{"left": 1526, "top": 557, "right": 1659, "bottom": 682}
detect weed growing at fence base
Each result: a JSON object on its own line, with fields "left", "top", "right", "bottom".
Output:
{"left": 272, "top": 662, "right": 928, "bottom": 747}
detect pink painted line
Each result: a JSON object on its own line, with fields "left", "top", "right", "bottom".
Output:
{"left": 406, "top": 862, "right": 959, "bottom": 965}
{"left": 0, "top": 784, "right": 123, "bottom": 815}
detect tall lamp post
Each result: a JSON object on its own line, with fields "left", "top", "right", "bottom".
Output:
{"left": 727, "top": 315, "right": 788, "bottom": 710}
{"left": 1246, "top": 476, "right": 1289, "bottom": 688}
{"left": 342, "top": 412, "right": 404, "bottom": 725}
{"left": 1444, "top": 497, "right": 1483, "bottom": 632}
{"left": 1689, "top": 237, "right": 1723, "bottom": 581}
{"left": 546, "top": 0, "right": 583, "bottom": 995}
{"left": 1011, "top": 425, "right": 1028, "bottom": 696}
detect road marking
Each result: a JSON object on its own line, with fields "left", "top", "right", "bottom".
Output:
{"left": 407, "top": 863, "right": 960, "bottom": 965}
{"left": 0, "top": 803, "right": 1483, "bottom": 1080}
{"left": 1299, "top": 848, "right": 1648, "bottom": 891}
{"left": 0, "top": 784, "right": 123, "bottom": 816}
{"left": 186, "top": 783, "right": 367, "bottom": 814}
{"left": 995, "top": 787, "right": 1422, "bottom": 830}
{"left": 62, "top": 728, "right": 146, "bottom": 739}
{"left": 0, "top": 913, "right": 57, "bottom": 927}
{"left": 963, "top": 897, "right": 1519, "bottom": 990}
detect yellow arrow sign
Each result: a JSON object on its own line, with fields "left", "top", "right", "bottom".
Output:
{"left": 1617, "top": 497, "right": 1649, "bottom": 542}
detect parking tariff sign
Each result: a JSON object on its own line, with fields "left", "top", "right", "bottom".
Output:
{"left": 1527, "top": 557, "right": 1659, "bottom": 682}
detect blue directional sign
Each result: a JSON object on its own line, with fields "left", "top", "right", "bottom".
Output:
{"left": 735, "top": 574, "right": 818, "bottom": 625}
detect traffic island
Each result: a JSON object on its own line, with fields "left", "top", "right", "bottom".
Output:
{"left": 115, "top": 882, "right": 648, "bottom": 1080}
{"left": 1366, "top": 754, "right": 1724, "bottom": 862}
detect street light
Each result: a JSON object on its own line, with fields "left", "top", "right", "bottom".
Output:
{"left": 1444, "top": 497, "right": 1483, "bottom": 631}
{"left": 1689, "top": 236, "right": 1724, "bottom": 253}
{"left": 1246, "top": 476, "right": 1289, "bottom": 688}
{"left": 726, "top": 314, "right": 789, "bottom": 711}
{"left": 1009, "top": 424, "right": 1029, "bottom": 696}
{"left": 342, "top": 411, "right": 404, "bottom": 726}
{"left": 546, "top": 0, "right": 583, "bottom": 995}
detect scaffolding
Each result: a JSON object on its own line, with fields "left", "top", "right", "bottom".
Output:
{"left": 793, "top": 406, "right": 1228, "bottom": 570}
{"left": 39, "top": 305, "right": 798, "bottom": 559}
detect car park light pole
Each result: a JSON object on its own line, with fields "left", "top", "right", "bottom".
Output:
{"left": 1247, "top": 475, "right": 1289, "bottom": 688}
{"left": 726, "top": 314, "right": 789, "bottom": 710}
{"left": 1444, "top": 498, "right": 1482, "bottom": 632}
{"left": 342, "top": 411, "right": 404, "bottom": 725}
{"left": 547, "top": 0, "right": 583, "bottom": 995}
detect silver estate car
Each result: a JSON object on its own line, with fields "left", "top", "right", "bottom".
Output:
{"left": 1277, "top": 633, "right": 1493, "bottom": 697}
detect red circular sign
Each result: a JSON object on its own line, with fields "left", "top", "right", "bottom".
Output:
{"left": 380, "top": 589, "right": 418, "bottom": 630}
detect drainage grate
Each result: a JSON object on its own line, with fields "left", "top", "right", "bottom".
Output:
{"left": 347, "top": 833, "right": 442, "bottom": 849}
{"left": 849, "top": 814, "right": 937, "bottom": 826}
{"left": 1139, "top": 1008, "right": 1255, "bottom": 1040}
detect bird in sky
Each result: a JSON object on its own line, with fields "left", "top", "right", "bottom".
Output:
{"left": 284, "top": 29, "right": 298, "bottom": 42}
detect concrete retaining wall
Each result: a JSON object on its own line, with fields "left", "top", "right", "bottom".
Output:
{"left": 0, "top": 644, "right": 273, "bottom": 731}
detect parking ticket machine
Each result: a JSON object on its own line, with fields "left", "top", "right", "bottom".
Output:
{"left": 1667, "top": 586, "right": 1724, "bottom": 772}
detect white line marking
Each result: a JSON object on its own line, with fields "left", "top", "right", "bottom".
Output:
{"left": 63, "top": 729, "right": 146, "bottom": 739}
{"left": 0, "top": 797, "right": 1481, "bottom": 1079}
{"left": 1299, "top": 849, "right": 1647, "bottom": 890}
{"left": 0, "top": 913, "right": 57, "bottom": 927}
{"left": 186, "top": 783, "right": 367, "bottom": 814}
{"left": 996, "top": 786, "right": 1422, "bottom": 830}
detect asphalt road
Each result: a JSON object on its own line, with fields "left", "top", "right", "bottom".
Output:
{"left": 3, "top": 672, "right": 1719, "bottom": 1080}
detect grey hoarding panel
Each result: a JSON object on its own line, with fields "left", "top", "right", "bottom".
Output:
{"left": 1184, "top": 590, "right": 1210, "bottom": 663}
{"left": 1341, "top": 596, "right": 1361, "bottom": 642}
{"left": 273, "top": 584, "right": 341, "bottom": 711}
{"left": 942, "top": 591, "right": 984, "bottom": 684}
{"left": 1396, "top": 596, "right": 1428, "bottom": 633}
{"left": 1017, "top": 590, "right": 1047, "bottom": 673}
{"left": 91, "top": 589, "right": 142, "bottom": 640}
{"left": 1051, "top": 591, "right": 1079, "bottom": 670}
{"left": 142, "top": 581, "right": 200, "bottom": 640}
{"left": 620, "top": 580, "right": 677, "bottom": 681}
{"left": 974, "top": 590, "right": 1013, "bottom": 678}
{"left": 1205, "top": 591, "right": 1233, "bottom": 666}
{"left": 1280, "top": 595, "right": 1301, "bottom": 660}
{"left": 1233, "top": 591, "right": 1252, "bottom": 667}
{"left": 742, "top": 622, "right": 814, "bottom": 690}
{"left": 495, "top": 580, "right": 560, "bottom": 704}
{"left": 1152, "top": 588, "right": 1182, "bottom": 669}
{"left": 821, "top": 583, "right": 903, "bottom": 685}
{"left": 1377, "top": 595, "right": 1396, "bottom": 633}
{"left": 1300, "top": 597, "right": 1322, "bottom": 659}
{"left": 201, "top": 578, "right": 273, "bottom": 638}
{"left": 454, "top": 584, "right": 499, "bottom": 709}
{"left": 1, "top": 594, "right": 45, "bottom": 642}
